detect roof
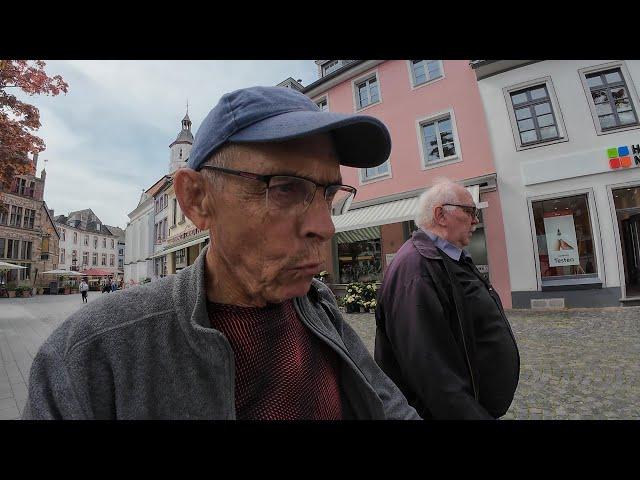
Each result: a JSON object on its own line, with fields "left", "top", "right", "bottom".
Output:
{"left": 170, "top": 128, "right": 194, "bottom": 146}
{"left": 301, "top": 60, "right": 365, "bottom": 94}
{"left": 145, "top": 175, "right": 172, "bottom": 197}
{"left": 106, "top": 225, "right": 125, "bottom": 239}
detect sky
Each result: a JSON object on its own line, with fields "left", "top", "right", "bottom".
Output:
{"left": 18, "top": 60, "right": 320, "bottom": 229}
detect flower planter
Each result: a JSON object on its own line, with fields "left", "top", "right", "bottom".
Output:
{"left": 7, "top": 290, "right": 16, "bottom": 298}
{"left": 63, "top": 288, "right": 71, "bottom": 295}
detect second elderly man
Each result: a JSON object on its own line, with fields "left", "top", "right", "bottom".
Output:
{"left": 374, "top": 179, "right": 520, "bottom": 420}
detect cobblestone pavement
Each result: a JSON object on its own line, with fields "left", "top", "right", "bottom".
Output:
{"left": 2, "top": 294, "right": 639, "bottom": 420}
{"left": 343, "top": 307, "right": 640, "bottom": 420}
{"left": 0, "top": 293, "right": 100, "bottom": 419}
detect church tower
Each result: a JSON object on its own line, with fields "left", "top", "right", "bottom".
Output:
{"left": 169, "top": 106, "right": 194, "bottom": 173}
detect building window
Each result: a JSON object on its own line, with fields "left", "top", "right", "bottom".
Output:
{"left": 7, "top": 239, "right": 19, "bottom": 259}
{"left": 102, "top": 237, "right": 106, "bottom": 248}
{"left": 355, "top": 75, "right": 380, "bottom": 110}
{"left": 10, "top": 206, "right": 23, "bottom": 227}
{"left": 118, "top": 258, "right": 123, "bottom": 268}
{"left": 419, "top": 111, "right": 460, "bottom": 167}
{"left": 110, "top": 254, "right": 115, "bottom": 266}
{"left": 101, "top": 254, "right": 107, "bottom": 266}
{"left": 82, "top": 251, "right": 89, "bottom": 267}
{"left": 361, "top": 161, "right": 390, "bottom": 182}
{"left": 93, "top": 236, "right": 98, "bottom": 249}
{"left": 73, "top": 232, "right": 77, "bottom": 244}
{"left": 581, "top": 65, "right": 639, "bottom": 133}
{"left": 111, "top": 239, "right": 114, "bottom": 249}
{"left": 322, "top": 60, "right": 341, "bottom": 76}
{"left": 510, "top": 84, "right": 560, "bottom": 145}
{"left": 180, "top": 209, "right": 185, "bottom": 223}
{"left": 0, "top": 238, "right": 5, "bottom": 258}
{"left": 92, "top": 253, "right": 98, "bottom": 266}
{"left": 410, "top": 60, "right": 443, "bottom": 87}
{"left": 84, "top": 235, "right": 89, "bottom": 246}
{"left": 172, "top": 199, "right": 177, "bottom": 226}
{"left": 0, "top": 208, "right": 6, "bottom": 225}
{"left": 119, "top": 248, "right": 124, "bottom": 256}
{"left": 61, "top": 229, "right": 65, "bottom": 241}
{"left": 60, "top": 249, "right": 65, "bottom": 264}
{"left": 316, "top": 98, "right": 328, "bottom": 111}
{"left": 20, "top": 241, "right": 32, "bottom": 260}
{"left": 175, "top": 248, "right": 186, "bottom": 267}
{"left": 532, "top": 193, "right": 598, "bottom": 284}
{"left": 336, "top": 228, "right": 383, "bottom": 284}
{"left": 23, "top": 209, "right": 35, "bottom": 229}
{"left": 18, "top": 263, "right": 31, "bottom": 281}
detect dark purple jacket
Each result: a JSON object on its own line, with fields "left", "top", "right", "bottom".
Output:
{"left": 374, "top": 229, "right": 520, "bottom": 419}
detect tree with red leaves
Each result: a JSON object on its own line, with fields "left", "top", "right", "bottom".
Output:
{"left": 0, "top": 60, "right": 69, "bottom": 190}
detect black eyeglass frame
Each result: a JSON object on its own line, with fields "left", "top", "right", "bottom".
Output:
{"left": 199, "top": 165, "right": 358, "bottom": 213}
{"left": 441, "top": 203, "right": 479, "bottom": 219}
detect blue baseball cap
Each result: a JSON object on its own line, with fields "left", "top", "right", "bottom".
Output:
{"left": 187, "top": 86, "right": 391, "bottom": 170}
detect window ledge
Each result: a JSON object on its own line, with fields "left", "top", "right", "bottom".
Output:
{"left": 541, "top": 277, "right": 602, "bottom": 291}
{"left": 360, "top": 173, "right": 391, "bottom": 185}
{"left": 411, "top": 75, "right": 445, "bottom": 91}
{"left": 516, "top": 136, "right": 569, "bottom": 151}
{"left": 355, "top": 100, "right": 382, "bottom": 113}
{"left": 421, "top": 156, "right": 462, "bottom": 171}
{"left": 596, "top": 123, "right": 640, "bottom": 136}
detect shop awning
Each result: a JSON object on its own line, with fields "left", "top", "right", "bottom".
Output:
{"left": 332, "top": 197, "right": 420, "bottom": 233}
{"left": 148, "top": 235, "right": 209, "bottom": 259}
{"left": 332, "top": 186, "right": 487, "bottom": 234}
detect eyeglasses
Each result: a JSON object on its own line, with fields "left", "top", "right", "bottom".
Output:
{"left": 442, "top": 203, "right": 479, "bottom": 219}
{"left": 200, "top": 166, "right": 357, "bottom": 216}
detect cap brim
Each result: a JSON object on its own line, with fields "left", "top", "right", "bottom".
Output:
{"left": 227, "top": 110, "right": 391, "bottom": 168}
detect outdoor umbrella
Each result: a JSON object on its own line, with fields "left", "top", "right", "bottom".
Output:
{"left": 41, "top": 269, "right": 84, "bottom": 294}
{"left": 0, "top": 262, "right": 27, "bottom": 296}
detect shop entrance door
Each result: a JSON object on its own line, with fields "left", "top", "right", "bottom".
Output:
{"left": 613, "top": 186, "right": 640, "bottom": 298}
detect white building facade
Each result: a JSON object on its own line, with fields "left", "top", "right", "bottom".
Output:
{"left": 55, "top": 209, "right": 121, "bottom": 275}
{"left": 124, "top": 192, "right": 154, "bottom": 284}
{"left": 473, "top": 60, "right": 640, "bottom": 307}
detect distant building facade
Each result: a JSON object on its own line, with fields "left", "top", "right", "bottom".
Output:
{"left": 0, "top": 154, "right": 60, "bottom": 287}
{"left": 55, "top": 208, "right": 121, "bottom": 277}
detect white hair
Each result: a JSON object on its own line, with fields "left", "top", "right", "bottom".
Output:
{"left": 415, "top": 178, "right": 462, "bottom": 229}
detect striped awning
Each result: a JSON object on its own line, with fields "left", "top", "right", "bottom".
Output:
{"left": 334, "top": 226, "right": 381, "bottom": 244}
{"left": 332, "top": 196, "right": 419, "bottom": 233}
{"left": 331, "top": 186, "right": 486, "bottom": 234}
{"left": 148, "top": 235, "right": 209, "bottom": 259}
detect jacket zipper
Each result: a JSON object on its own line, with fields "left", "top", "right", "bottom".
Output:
{"left": 438, "top": 257, "right": 479, "bottom": 400}
{"left": 293, "top": 298, "right": 384, "bottom": 417}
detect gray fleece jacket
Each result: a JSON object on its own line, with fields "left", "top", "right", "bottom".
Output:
{"left": 22, "top": 246, "right": 420, "bottom": 420}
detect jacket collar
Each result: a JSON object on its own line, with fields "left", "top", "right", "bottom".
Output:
{"left": 410, "top": 228, "right": 443, "bottom": 260}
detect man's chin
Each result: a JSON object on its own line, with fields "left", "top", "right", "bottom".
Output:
{"left": 267, "top": 278, "right": 315, "bottom": 303}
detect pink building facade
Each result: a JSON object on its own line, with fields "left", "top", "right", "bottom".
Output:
{"left": 290, "top": 60, "right": 512, "bottom": 307}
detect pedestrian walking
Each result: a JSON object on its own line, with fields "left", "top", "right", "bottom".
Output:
{"left": 79, "top": 279, "right": 89, "bottom": 303}
{"left": 374, "top": 178, "right": 520, "bottom": 419}
{"left": 23, "top": 86, "right": 419, "bottom": 420}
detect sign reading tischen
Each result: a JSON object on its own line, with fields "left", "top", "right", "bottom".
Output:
{"left": 543, "top": 213, "right": 580, "bottom": 267}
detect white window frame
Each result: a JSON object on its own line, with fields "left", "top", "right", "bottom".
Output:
{"left": 406, "top": 60, "right": 445, "bottom": 90}
{"left": 352, "top": 69, "right": 382, "bottom": 112}
{"left": 526, "top": 187, "right": 605, "bottom": 291}
{"left": 578, "top": 61, "right": 640, "bottom": 136}
{"left": 416, "top": 108, "right": 463, "bottom": 170}
{"left": 314, "top": 94, "right": 329, "bottom": 111}
{"left": 359, "top": 158, "right": 393, "bottom": 185}
{"left": 503, "top": 76, "right": 568, "bottom": 151}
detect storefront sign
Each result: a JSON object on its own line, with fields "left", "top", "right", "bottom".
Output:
{"left": 607, "top": 144, "right": 640, "bottom": 170}
{"left": 543, "top": 212, "right": 580, "bottom": 267}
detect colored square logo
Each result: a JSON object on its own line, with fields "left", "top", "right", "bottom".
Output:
{"left": 620, "top": 156, "right": 632, "bottom": 167}
{"left": 610, "top": 158, "right": 621, "bottom": 169}
{"left": 608, "top": 147, "right": 619, "bottom": 158}
{"left": 618, "top": 146, "right": 630, "bottom": 156}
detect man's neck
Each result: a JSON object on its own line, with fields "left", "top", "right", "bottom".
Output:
{"left": 204, "top": 248, "right": 268, "bottom": 307}
{"left": 423, "top": 226, "right": 465, "bottom": 250}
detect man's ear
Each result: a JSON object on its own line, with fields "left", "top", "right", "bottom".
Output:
{"left": 174, "top": 168, "right": 212, "bottom": 231}
{"left": 434, "top": 205, "right": 447, "bottom": 227}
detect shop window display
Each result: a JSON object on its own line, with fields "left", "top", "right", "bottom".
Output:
{"left": 532, "top": 194, "right": 597, "bottom": 281}
{"left": 337, "top": 234, "right": 382, "bottom": 284}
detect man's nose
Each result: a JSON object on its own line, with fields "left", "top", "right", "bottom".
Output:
{"left": 302, "top": 189, "right": 335, "bottom": 241}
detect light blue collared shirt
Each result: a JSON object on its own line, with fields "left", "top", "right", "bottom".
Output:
{"left": 422, "top": 228, "right": 472, "bottom": 262}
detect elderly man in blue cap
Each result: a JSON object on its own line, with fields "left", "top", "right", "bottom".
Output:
{"left": 23, "top": 86, "right": 420, "bottom": 420}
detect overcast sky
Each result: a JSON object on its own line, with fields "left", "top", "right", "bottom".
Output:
{"left": 19, "top": 60, "right": 319, "bottom": 229}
